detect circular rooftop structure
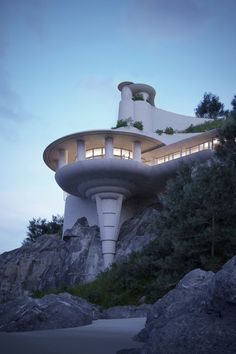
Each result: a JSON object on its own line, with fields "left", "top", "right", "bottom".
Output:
{"left": 118, "top": 81, "right": 156, "bottom": 106}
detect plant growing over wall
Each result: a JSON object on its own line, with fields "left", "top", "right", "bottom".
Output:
{"left": 112, "top": 118, "right": 143, "bottom": 130}
{"left": 133, "top": 120, "right": 143, "bottom": 130}
{"left": 113, "top": 119, "right": 129, "bottom": 129}
{"left": 164, "top": 127, "right": 174, "bottom": 134}
{"left": 132, "top": 93, "right": 144, "bottom": 101}
{"left": 155, "top": 129, "right": 164, "bottom": 135}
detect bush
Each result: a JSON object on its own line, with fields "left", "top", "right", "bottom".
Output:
{"left": 164, "top": 127, "right": 174, "bottom": 134}
{"left": 132, "top": 93, "right": 144, "bottom": 101}
{"left": 112, "top": 119, "right": 128, "bottom": 129}
{"left": 133, "top": 121, "right": 143, "bottom": 130}
{"left": 156, "top": 129, "right": 163, "bottom": 135}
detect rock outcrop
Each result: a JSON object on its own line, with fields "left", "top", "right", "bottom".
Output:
{"left": 0, "top": 207, "right": 158, "bottom": 302}
{"left": 102, "top": 304, "right": 152, "bottom": 319}
{"left": 119, "top": 256, "right": 236, "bottom": 354}
{"left": 0, "top": 292, "right": 100, "bottom": 332}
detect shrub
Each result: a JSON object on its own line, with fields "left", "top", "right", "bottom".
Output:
{"left": 132, "top": 93, "right": 144, "bottom": 101}
{"left": 164, "top": 127, "right": 174, "bottom": 134}
{"left": 156, "top": 129, "right": 164, "bottom": 135}
{"left": 133, "top": 121, "right": 143, "bottom": 130}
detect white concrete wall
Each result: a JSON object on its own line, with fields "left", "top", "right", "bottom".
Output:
{"left": 153, "top": 108, "right": 210, "bottom": 131}
{"left": 133, "top": 101, "right": 153, "bottom": 131}
{"left": 63, "top": 195, "right": 98, "bottom": 233}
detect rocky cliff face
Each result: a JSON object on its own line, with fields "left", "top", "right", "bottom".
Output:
{"left": 0, "top": 207, "right": 158, "bottom": 302}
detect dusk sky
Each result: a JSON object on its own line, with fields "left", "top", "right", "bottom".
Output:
{"left": 0, "top": 0, "right": 236, "bottom": 253}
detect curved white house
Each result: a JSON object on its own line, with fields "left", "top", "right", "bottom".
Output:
{"left": 44, "top": 81, "right": 218, "bottom": 268}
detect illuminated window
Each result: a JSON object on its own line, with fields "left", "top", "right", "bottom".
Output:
{"left": 85, "top": 147, "right": 105, "bottom": 159}
{"left": 157, "top": 157, "right": 165, "bottom": 164}
{"left": 190, "top": 146, "right": 199, "bottom": 154}
{"left": 113, "top": 148, "right": 121, "bottom": 156}
{"left": 113, "top": 148, "right": 132, "bottom": 159}
{"left": 173, "top": 152, "right": 181, "bottom": 159}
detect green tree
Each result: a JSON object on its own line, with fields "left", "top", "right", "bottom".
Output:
{"left": 23, "top": 215, "right": 63, "bottom": 244}
{"left": 195, "top": 92, "right": 225, "bottom": 119}
{"left": 231, "top": 95, "right": 236, "bottom": 113}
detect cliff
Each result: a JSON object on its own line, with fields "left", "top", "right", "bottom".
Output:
{"left": 0, "top": 207, "right": 159, "bottom": 302}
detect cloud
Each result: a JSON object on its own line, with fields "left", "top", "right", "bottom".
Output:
{"left": 122, "top": 0, "right": 208, "bottom": 41}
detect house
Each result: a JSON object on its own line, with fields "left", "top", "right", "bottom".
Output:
{"left": 43, "top": 81, "right": 218, "bottom": 268}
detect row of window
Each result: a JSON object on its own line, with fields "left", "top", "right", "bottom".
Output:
{"left": 153, "top": 139, "right": 218, "bottom": 165}
{"left": 85, "top": 147, "right": 133, "bottom": 159}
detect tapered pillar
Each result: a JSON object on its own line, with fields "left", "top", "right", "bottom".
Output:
{"left": 95, "top": 193, "right": 123, "bottom": 268}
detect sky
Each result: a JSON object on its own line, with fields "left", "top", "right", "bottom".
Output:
{"left": 0, "top": 0, "right": 236, "bottom": 254}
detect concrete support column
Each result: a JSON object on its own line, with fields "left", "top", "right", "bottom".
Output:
{"left": 77, "top": 140, "right": 85, "bottom": 161}
{"left": 95, "top": 193, "right": 124, "bottom": 268}
{"left": 58, "top": 149, "right": 67, "bottom": 169}
{"left": 133, "top": 141, "right": 141, "bottom": 162}
{"left": 105, "top": 137, "right": 113, "bottom": 158}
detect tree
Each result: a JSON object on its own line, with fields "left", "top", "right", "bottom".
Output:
{"left": 195, "top": 92, "right": 225, "bottom": 119}
{"left": 231, "top": 95, "right": 236, "bottom": 113}
{"left": 23, "top": 215, "right": 63, "bottom": 245}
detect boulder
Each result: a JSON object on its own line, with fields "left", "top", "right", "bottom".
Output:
{"left": 119, "top": 256, "right": 236, "bottom": 354}
{"left": 0, "top": 292, "right": 100, "bottom": 332}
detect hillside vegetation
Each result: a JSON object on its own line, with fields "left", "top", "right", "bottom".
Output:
{"left": 34, "top": 112, "right": 236, "bottom": 308}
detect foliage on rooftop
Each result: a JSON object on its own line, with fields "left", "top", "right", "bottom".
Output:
{"left": 112, "top": 118, "right": 143, "bottom": 130}
{"left": 132, "top": 93, "right": 144, "bottom": 101}
{"left": 182, "top": 118, "right": 225, "bottom": 133}
{"left": 155, "top": 127, "right": 175, "bottom": 135}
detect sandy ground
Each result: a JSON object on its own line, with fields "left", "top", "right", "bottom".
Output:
{"left": 0, "top": 317, "right": 146, "bottom": 354}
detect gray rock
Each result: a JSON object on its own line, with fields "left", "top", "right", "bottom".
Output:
{"left": 0, "top": 292, "right": 100, "bottom": 332}
{"left": 129, "top": 257, "right": 236, "bottom": 354}
{"left": 0, "top": 208, "right": 159, "bottom": 302}
{"left": 115, "top": 207, "right": 159, "bottom": 261}
{"left": 102, "top": 304, "right": 152, "bottom": 319}
{"left": 0, "top": 220, "right": 103, "bottom": 302}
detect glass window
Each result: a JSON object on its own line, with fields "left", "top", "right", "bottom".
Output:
{"left": 173, "top": 152, "right": 181, "bottom": 159}
{"left": 199, "top": 144, "right": 204, "bottom": 151}
{"left": 122, "top": 149, "right": 130, "bottom": 158}
{"left": 113, "top": 148, "right": 121, "bottom": 156}
{"left": 94, "top": 148, "right": 102, "bottom": 156}
{"left": 157, "top": 157, "right": 165, "bottom": 164}
{"left": 190, "top": 146, "right": 199, "bottom": 154}
{"left": 86, "top": 150, "right": 93, "bottom": 158}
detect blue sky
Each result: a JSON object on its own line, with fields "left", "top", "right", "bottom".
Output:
{"left": 0, "top": 0, "right": 235, "bottom": 253}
